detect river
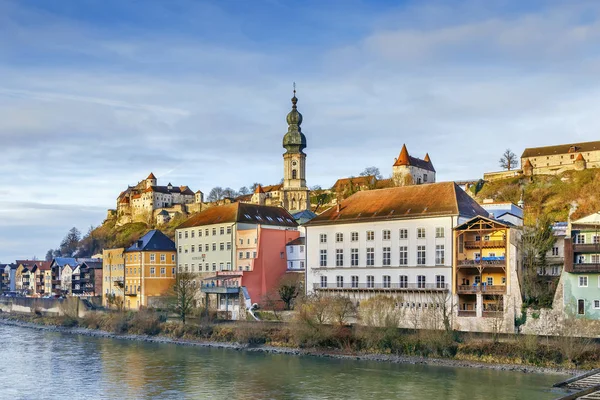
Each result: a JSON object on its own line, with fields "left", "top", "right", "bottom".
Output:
{"left": 0, "top": 323, "right": 569, "bottom": 400}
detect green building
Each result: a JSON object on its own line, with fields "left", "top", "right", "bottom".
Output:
{"left": 563, "top": 212, "right": 600, "bottom": 319}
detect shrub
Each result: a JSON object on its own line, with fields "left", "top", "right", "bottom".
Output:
{"left": 234, "top": 323, "right": 269, "bottom": 346}
{"left": 129, "top": 309, "right": 162, "bottom": 336}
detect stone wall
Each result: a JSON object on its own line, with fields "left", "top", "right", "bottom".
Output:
{"left": 0, "top": 297, "right": 91, "bottom": 318}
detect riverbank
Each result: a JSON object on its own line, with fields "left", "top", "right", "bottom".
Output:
{"left": 0, "top": 312, "right": 586, "bottom": 376}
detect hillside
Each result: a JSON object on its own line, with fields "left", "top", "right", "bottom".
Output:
{"left": 473, "top": 169, "right": 600, "bottom": 225}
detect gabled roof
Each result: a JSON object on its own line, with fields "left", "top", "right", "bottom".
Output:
{"left": 51, "top": 257, "right": 78, "bottom": 268}
{"left": 147, "top": 172, "right": 156, "bottom": 180}
{"left": 254, "top": 184, "right": 265, "bottom": 194}
{"left": 286, "top": 237, "right": 306, "bottom": 246}
{"left": 454, "top": 215, "right": 512, "bottom": 231}
{"left": 177, "top": 203, "right": 298, "bottom": 229}
{"left": 262, "top": 184, "right": 283, "bottom": 192}
{"left": 572, "top": 212, "right": 600, "bottom": 226}
{"left": 332, "top": 176, "right": 393, "bottom": 191}
{"left": 307, "top": 182, "right": 487, "bottom": 226}
{"left": 126, "top": 230, "right": 175, "bottom": 252}
{"left": 392, "top": 144, "right": 436, "bottom": 172}
{"left": 521, "top": 140, "right": 600, "bottom": 158}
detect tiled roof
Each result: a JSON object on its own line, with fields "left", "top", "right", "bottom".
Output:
{"left": 254, "top": 184, "right": 265, "bottom": 194}
{"left": 307, "top": 182, "right": 487, "bottom": 226}
{"left": 392, "top": 144, "right": 435, "bottom": 172}
{"left": 126, "top": 230, "right": 175, "bottom": 252}
{"left": 576, "top": 153, "right": 585, "bottom": 161}
{"left": 177, "top": 203, "right": 298, "bottom": 229}
{"left": 332, "top": 176, "right": 393, "bottom": 191}
{"left": 454, "top": 215, "right": 511, "bottom": 230}
{"left": 148, "top": 185, "right": 195, "bottom": 195}
{"left": 521, "top": 140, "right": 600, "bottom": 158}
{"left": 286, "top": 237, "right": 306, "bottom": 246}
{"left": 147, "top": 172, "right": 156, "bottom": 179}
{"left": 262, "top": 184, "right": 282, "bottom": 192}
{"left": 80, "top": 261, "right": 103, "bottom": 269}
{"left": 393, "top": 144, "right": 410, "bottom": 166}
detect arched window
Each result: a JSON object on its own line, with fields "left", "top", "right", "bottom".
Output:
{"left": 292, "top": 169, "right": 297, "bottom": 179}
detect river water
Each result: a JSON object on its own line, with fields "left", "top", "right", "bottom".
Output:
{"left": 0, "top": 323, "right": 569, "bottom": 400}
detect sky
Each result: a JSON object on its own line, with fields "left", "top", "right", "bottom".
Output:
{"left": 1, "top": 0, "right": 600, "bottom": 262}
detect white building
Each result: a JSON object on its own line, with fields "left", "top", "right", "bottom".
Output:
{"left": 305, "top": 182, "right": 488, "bottom": 314}
{"left": 286, "top": 237, "right": 306, "bottom": 271}
{"left": 480, "top": 200, "right": 524, "bottom": 227}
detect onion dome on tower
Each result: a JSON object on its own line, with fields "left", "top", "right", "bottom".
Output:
{"left": 283, "top": 87, "right": 307, "bottom": 154}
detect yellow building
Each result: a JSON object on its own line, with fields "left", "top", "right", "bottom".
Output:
{"left": 123, "top": 230, "right": 176, "bottom": 310}
{"left": 102, "top": 248, "right": 125, "bottom": 307}
{"left": 453, "top": 216, "right": 522, "bottom": 332}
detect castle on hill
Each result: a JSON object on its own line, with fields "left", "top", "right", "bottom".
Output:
{"left": 112, "top": 173, "right": 204, "bottom": 225}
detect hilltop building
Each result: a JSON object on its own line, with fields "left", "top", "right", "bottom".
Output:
{"left": 392, "top": 144, "right": 436, "bottom": 186}
{"left": 521, "top": 140, "right": 600, "bottom": 176}
{"left": 113, "top": 173, "right": 203, "bottom": 225}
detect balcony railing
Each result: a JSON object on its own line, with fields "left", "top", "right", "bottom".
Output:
{"left": 457, "top": 259, "right": 506, "bottom": 268}
{"left": 457, "top": 285, "right": 506, "bottom": 294}
{"left": 457, "top": 310, "right": 476, "bottom": 317}
{"left": 573, "top": 243, "right": 600, "bottom": 253}
{"left": 565, "top": 263, "right": 600, "bottom": 273}
{"left": 314, "top": 283, "right": 449, "bottom": 291}
{"left": 465, "top": 240, "right": 506, "bottom": 249}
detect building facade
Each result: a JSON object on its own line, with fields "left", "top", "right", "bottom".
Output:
{"left": 563, "top": 212, "right": 600, "bottom": 320}
{"left": 453, "top": 216, "right": 523, "bottom": 333}
{"left": 102, "top": 248, "right": 125, "bottom": 307}
{"left": 286, "top": 237, "right": 306, "bottom": 272}
{"left": 392, "top": 144, "right": 436, "bottom": 186}
{"left": 123, "top": 230, "right": 177, "bottom": 309}
{"left": 521, "top": 140, "right": 600, "bottom": 176}
{"left": 305, "top": 182, "right": 487, "bottom": 328}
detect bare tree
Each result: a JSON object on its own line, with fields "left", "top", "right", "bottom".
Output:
{"left": 359, "top": 166, "right": 382, "bottom": 180}
{"left": 328, "top": 296, "right": 356, "bottom": 326}
{"left": 238, "top": 186, "right": 250, "bottom": 195}
{"left": 206, "top": 187, "right": 225, "bottom": 202}
{"left": 169, "top": 272, "right": 199, "bottom": 324}
{"left": 359, "top": 295, "right": 404, "bottom": 328}
{"left": 499, "top": 149, "right": 519, "bottom": 171}
{"left": 297, "top": 293, "right": 332, "bottom": 325}
{"left": 222, "top": 187, "right": 238, "bottom": 198}
{"left": 107, "top": 294, "right": 125, "bottom": 312}
{"left": 277, "top": 274, "right": 303, "bottom": 310}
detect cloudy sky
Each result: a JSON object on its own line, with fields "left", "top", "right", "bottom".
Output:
{"left": 1, "top": 0, "right": 599, "bottom": 262}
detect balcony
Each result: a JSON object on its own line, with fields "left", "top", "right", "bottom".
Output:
{"left": 314, "top": 283, "right": 449, "bottom": 291}
{"left": 457, "top": 258, "right": 506, "bottom": 268}
{"left": 483, "top": 311, "right": 504, "bottom": 318}
{"left": 565, "top": 263, "right": 600, "bottom": 273}
{"left": 457, "top": 310, "right": 476, "bottom": 317}
{"left": 113, "top": 280, "right": 124, "bottom": 288}
{"left": 573, "top": 243, "right": 600, "bottom": 253}
{"left": 465, "top": 240, "right": 506, "bottom": 249}
{"left": 457, "top": 285, "right": 506, "bottom": 294}
{"left": 51, "top": 279, "right": 60, "bottom": 285}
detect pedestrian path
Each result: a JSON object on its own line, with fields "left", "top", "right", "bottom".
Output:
{"left": 554, "top": 369, "right": 600, "bottom": 399}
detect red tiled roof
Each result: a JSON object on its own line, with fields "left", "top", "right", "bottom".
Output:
{"left": 147, "top": 172, "right": 156, "bottom": 179}
{"left": 307, "top": 182, "right": 487, "bottom": 226}
{"left": 254, "top": 184, "right": 265, "bottom": 194}
{"left": 392, "top": 144, "right": 435, "bottom": 172}
{"left": 332, "top": 176, "right": 393, "bottom": 191}
{"left": 262, "top": 184, "right": 282, "bottom": 192}
{"left": 576, "top": 153, "right": 585, "bottom": 161}
{"left": 393, "top": 144, "right": 410, "bottom": 166}
{"left": 177, "top": 203, "right": 297, "bottom": 229}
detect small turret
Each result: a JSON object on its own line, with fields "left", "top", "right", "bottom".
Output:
{"left": 145, "top": 172, "right": 157, "bottom": 189}
{"left": 522, "top": 159, "right": 533, "bottom": 176}
{"left": 574, "top": 153, "right": 586, "bottom": 171}
{"left": 251, "top": 184, "right": 266, "bottom": 206}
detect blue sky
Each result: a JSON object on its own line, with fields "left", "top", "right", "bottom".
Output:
{"left": 1, "top": 0, "right": 600, "bottom": 262}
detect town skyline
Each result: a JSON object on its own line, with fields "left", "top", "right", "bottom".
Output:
{"left": 3, "top": 0, "right": 600, "bottom": 261}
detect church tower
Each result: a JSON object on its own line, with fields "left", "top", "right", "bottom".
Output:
{"left": 282, "top": 86, "right": 310, "bottom": 212}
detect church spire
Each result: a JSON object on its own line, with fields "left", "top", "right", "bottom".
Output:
{"left": 283, "top": 83, "right": 306, "bottom": 154}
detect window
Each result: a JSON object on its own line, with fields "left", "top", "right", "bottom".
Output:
{"left": 290, "top": 247, "right": 294, "bottom": 253}
{"left": 383, "top": 230, "right": 391, "bottom": 240}
{"left": 475, "top": 235, "right": 481, "bottom": 242}
{"left": 227, "top": 226, "right": 232, "bottom": 234}
{"left": 300, "top": 261, "right": 305, "bottom": 269}
{"left": 435, "top": 245, "right": 445, "bottom": 265}
{"left": 150, "top": 267, "right": 155, "bottom": 275}
{"left": 366, "top": 231, "right": 374, "bottom": 241}
{"left": 578, "top": 299, "right": 585, "bottom": 315}
{"left": 239, "top": 252, "right": 243, "bottom": 259}
{"left": 592, "top": 255, "right": 600, "bottom": 264}
{"left": 227, "top": 242, "right": 232, "bottom": 250}
{"left": 423, "top": 174, "right": 428, "bottom": 182}
{"left": 336, "top": 275, "right": 344, "bottom": 288}
{"left": 171, "top": 255, "right": 175, "bottom": 262}
{"left": 351, "top": 232, "right": 359, "bottom": 242}
{"left": 178, "top": 246, "right": 182, "bottom": 254}
{"left": 198, "top": 229, "right": 203, "bottom": 237}
{"left": 417, "top": 275, "right": 426, "bottom": 289}
{"left": 351, "top": 249, "right": 359, "bottom": 266}
{"left": 417, "top": 228, "right": 426, "bottom": 239}
{"left": 184, "top": 231, "right": 188, "bottom": 239}
{"left": 552, "top": 247, "right": 559, "bottom": 256}
{"left": 436, "top": 275, "right": 445, "bottom": 289}
{"left": 150, "top": 254, "right": 155, "bottom": 262}
{"left": 320, "top": 276, "right": 328, "bottom": 288}
{"left": 594, "top": 300, "right": 600, "bottom": 309}
{"left": 205, "top": 229, "right": 209, "bottom": 236}
{"left": 576, "top": 234, "right": 585, "bottom": 244}
{"left": 399, "top": 246, "right": 408, "bottom": 265}
{"left": 205, "top": 244, "right": 209, "bottom": 252}
{"left": 484, "top": 235, "right": 490, "bottom": 241}
{"left": 366, "top": 248, "right": 375, "bottom": 266}
{"left": 435, "top": 227, "right": 444, "bottom": 238}
{"left": 300, "top": 246, "right": 304, "bottom": 253}
{"left": 212, "top": 263, "right": 216, "bottom": 271}
{"left": 351, "top": 275, "right": 359, "bottom": 288}
{"left": 336, "top": 249, "right": 344, "bottom": 267}
{"left": 320, "top": 234, "right": 327, "bottom": 243}
{"left": 205, "top": 263, "right": 209, "bottom": 272}
{"left": 191, "top": 245, "right": 195, "bottom": 253}
{"left": 219, "top": 262, "right": 224, "bottom": 271}
{"left": 160, "top": 267, "right": 165, "bottom": 275}
{"left": 399, "top": 275, "right": 408, "bottom": 288}
{"left": 253, "top": 251, "right": 257, "bottom": 258}
{"left": 382, "top": 247, "right": 391, "bottom": 266}
{"left": 220, "top": 227, "right": 224, "bottom": 235}
{"left": 366, "top": 275, "right": 374, "bottom": 288}
{"left": 212, "top": 228, "right": 217, "bottom": 236}
{"left": 335, "top": 233, "right": 343, "bottom": 242}
{"left": 383, "top": 275, "right": 391, "bottom": 288}
{"left": 594, "top": 236, "right": 600, "bottom": 244}
{"left": 579, "top": 276, "right": 588, "bottom": 287}
{"left": 226, "top": 262, "right": 231, "bottom": 270}
{"left": 417, "top": 245, "right": 426, "bottom": 265}
{"left": 219, "top": 243, "right": 225, "bottom": 251}
{"left": 474, "top": 276, "right": 481, "bottom": 284}
{"left": 160, "top": 254, "right": 166, "bottom": 262}
{"left": 320, "top": 250, "right": 327, "bottom": 267}
{"left": 399, "top": 229, "right": 408, "bottom": 239}
{"left": 178, "top": 232, "right": 182, "bottom": 239}
{"left": 246, "top": 252, "right": 250, "bottom": 259}
{"left": 487, "top": 277, "right": 493, "bottom": 286}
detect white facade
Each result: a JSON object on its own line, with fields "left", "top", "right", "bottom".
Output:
{"left": 306, "top": 216, "right": 463, "bottom": 304}
{"left": 176, "top": 223, "right": 235, "bottom": 273}
{"left": 286, "top": 238, "right": 306, "bottom": 271}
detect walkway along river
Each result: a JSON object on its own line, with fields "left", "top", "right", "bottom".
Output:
{"left": 0, "top": 323, "right": 571, "bottom": 400}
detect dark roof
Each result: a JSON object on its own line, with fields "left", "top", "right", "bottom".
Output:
{"left": 454, "top": 215, "right": 512, "bottom": 230}
{"left": 80, "top": 261, "right": 103, "bottom": 269}
{"left": 307, "top": 182, "right": 487, "bottom": 226}
{"left": 286, "top": 237, "right": 306, "bottom": 246}
{"left": 177, "top": 203, "right": 298, "bottom": 229}
{"left": 521, "top": 140, "right": 600, "bottom": 158}
{"left": 126, "top": 230, "right": 175, "bottom": 252}
{"left": 407, "top": 155, "right": 436, "bottom": 172}
{"left": 147, "top": 185, "right": 194, "bottom": 195}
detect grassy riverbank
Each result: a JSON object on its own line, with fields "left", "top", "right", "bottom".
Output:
{"left": 1, "top": 311, "right": 598, "bottom": 372}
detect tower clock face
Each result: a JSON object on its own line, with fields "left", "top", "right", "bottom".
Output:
{"left": 292, "top": 161, "right": 297, "bottom": 166}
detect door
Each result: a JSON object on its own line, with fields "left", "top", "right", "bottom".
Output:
{"left": 578, "top": 299, "right": 585, "bottom": 315}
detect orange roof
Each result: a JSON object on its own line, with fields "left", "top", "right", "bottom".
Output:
{"left": 332, "top": 176, "right": 393, "bottom": 191}
{"left": 262, "top": 184, "right": 283, "bottom": 192}
{"left": 523, "top": 159, "right": 533, "bottom": 167}
{"left": 177, "top": 203, "right": 297, "bottom": 229}
{"left": 147, "top": 172, "right": 156, "bottom": 179}
{"left": 308, "top": 182, "right": 487, "bottom": 226}
{"left": 576, "top": 153, "right": 585, "bottom": 161}
{"left": 254, "top": 184, "right": 265, "bottom": 194}
{"left": 120, "top": 197, "right": 130, "bottom": 204}
{"left": 393, "top": 144, "right": 410, "bottom": 166}
{"left": 424, "top": 153, "right": 431, "bottom": 163}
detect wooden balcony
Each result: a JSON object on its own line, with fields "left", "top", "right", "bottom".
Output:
{"left": 457, "top": 259, "right": 506, "bottom": 268}
{"left": 565, "top": 263, "right": 600, "bottom": 273}
{"left": 464, "top": 240, "right": 506, "bottom": 249}
{"left": 457, "top": 285, "right": 506, "bottom": 294}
